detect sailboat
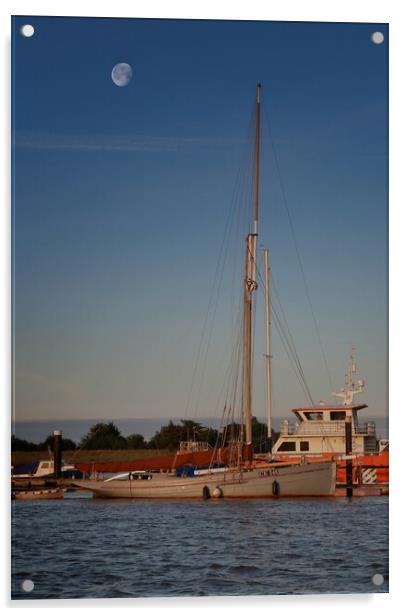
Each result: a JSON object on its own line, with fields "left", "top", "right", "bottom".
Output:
{"left": 74, "top": 84, "right": 336, "bottom": 498}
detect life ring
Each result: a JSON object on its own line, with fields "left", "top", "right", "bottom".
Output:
{"left": 272, "top": 480, "right": 280, "bottom": 496}
{"left": 202, "top": 485, "right": 211, "bottom": 499}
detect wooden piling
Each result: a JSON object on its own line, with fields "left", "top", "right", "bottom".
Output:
{"left": 53, "top": 429, "right": 62, "bottom": 480}
{"left": 345, "top": 417, "right": 353, "bottom": 497}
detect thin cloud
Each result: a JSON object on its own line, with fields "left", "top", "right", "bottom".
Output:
{"left": 14, "top": 132, "right": 246, "bottom": 153}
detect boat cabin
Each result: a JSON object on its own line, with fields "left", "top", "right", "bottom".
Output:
{"left": 272, "top": 403, "right": 379, "bottom": 456}
{"left": 12, "top": 459, "right": 81, "bottom": 479}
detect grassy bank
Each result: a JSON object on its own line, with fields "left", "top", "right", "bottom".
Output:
{"left": 11, "top": 449, "right": 174, "bottom": 466}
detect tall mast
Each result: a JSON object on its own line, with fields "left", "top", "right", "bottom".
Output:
{"left": 263, "top": 249, "right": 272, "bottom": 441}
{"left": 242, "top": 83, "right": 261, "bottom": 453}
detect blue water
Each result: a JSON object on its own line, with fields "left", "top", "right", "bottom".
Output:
{"left": 11, "top": 494, "right": 388, "bottom": 599}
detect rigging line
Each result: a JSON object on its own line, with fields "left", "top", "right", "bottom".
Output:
{"left": 247, "top": 243, "right": 309, "bottom": 400}
{"left": 270, "top": 274, "right": 301, "bottom": 366}
{"left": 268, "top": 287, "right": 315, "bottom": 405}
{"left": 247, "top": 243, "right": 315, "bottom": 405}
{"left": 198, "top": 108, "right": 255, "bottom": 406}
{"left": 204, "top": 308, "right": 243, "bottom": 441}
{"left": 210, "top": 297, "right": 245, "bottom": 467}
{"left": 222, "top": 303, "right": 244, "bottom": 440}
{"left": 229, "top": 139, "right": 253, "bottom": 334}
{"left": 226, "top": 302, "right": 245, "bottom": 404}
{"left": 248, "top": 242, "right": 314, "bottom": 405}
{"left": 256, "top": 269, "right": 315, "bottom": 405}
{"left": 262, "top": 99, "right": 334, "bottom": 392}
{"left": 228, "top": 100, "right": 255, "bottom": 298}
{"left": 183, "top": 202, "right": 234, "bottom": 417}
{"left": 182, "top": 128, "right": 250, "bottom": 421}
{"left": 192, "top": 109, "right": 257, "bottom": 419}
{"left": 212, "top": 302, "right": 244, "bottom": 423}
{"left": 269, "top": 270, "right": 311, "bottom": 389}
{"left": 192, "top": 212, "right": 240, "bottom": 419}
{"left": 270, "top": 303, "right": 315, "bottom": 406}
{"left": 211, "top": 401, "right": 237, "bottom": 469}
{"left": 227, "top": 141, "right": 254, "bottom": 371}
{"left": 265, "top": 286, "right": 315, "bottom": 406}
{"left": 250, "top": 287, "right": 258, "bottom": 415}
{"left": 271, "top": 294, "right": 315, "bottom": 406}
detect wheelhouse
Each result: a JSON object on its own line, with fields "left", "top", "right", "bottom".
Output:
{"left": 272, "top": 403, "right": 379, "bottom": 456}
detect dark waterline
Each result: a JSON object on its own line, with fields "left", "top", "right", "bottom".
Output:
{"left": 11, "top": 494, "right": 388, "bottom": 599}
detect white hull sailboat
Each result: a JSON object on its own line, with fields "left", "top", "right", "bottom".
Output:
{"left": 77, "top": 463, "right": 335, "bottom": 499}
{"left": 75, "top": 84, "right": 336, "bottom": 499}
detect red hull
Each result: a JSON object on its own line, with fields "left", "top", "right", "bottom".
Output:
{"left": 273, "top": 451, "right": 389, "bottom": 484}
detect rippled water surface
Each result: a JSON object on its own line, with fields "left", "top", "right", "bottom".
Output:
{"left": 11, "top": 494, "right": 388, "bottom": 599}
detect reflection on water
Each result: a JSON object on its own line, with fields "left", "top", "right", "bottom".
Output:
{"left": 11, "top": 493, "right": 388, "bottom": 599}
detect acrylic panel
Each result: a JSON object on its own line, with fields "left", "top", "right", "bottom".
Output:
{"left": 11, "top": 15, "right": 389, "bottom": 599}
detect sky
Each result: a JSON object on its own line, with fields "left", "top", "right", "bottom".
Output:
{"left": 12, "top": 16, "right": 388, "bottom": 435}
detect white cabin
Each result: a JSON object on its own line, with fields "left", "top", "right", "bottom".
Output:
{"left": 12, "top": 459, "right": 77, "bottom": 479}
{"left": 272, "top": 403, "right": 379, "bottom": 456}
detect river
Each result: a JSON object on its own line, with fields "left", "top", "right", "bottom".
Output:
{"left": 11, "top": 493, "right": 388, "bottom": 599}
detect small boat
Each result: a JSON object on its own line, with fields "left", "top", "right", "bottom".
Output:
{"left": 11, "top": 459, "right": 82, "bottom": 480}
{"left": 12, "top": 488, "right": 65, "bottom": 500}
{"left": 74, "top": 84, "right": 336, "bottom": 499}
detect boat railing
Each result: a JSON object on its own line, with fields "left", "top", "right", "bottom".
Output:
{"left": 178, "top": 441, "right": 211, "bottom": 453}
{"left": 357, "top": 421, "right": 376, "bottom": 436}
{"left": 296, "top": 421, "right": 346, "bottom": 436}
{"left": 280, "top": 420, "right": 376, "bottom": 436}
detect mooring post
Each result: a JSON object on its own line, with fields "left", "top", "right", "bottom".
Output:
{"left": 53, "top": 429, "right": 62, "bottom": 480}
{"left": 345, "top": 417, "right": 353, "bottom": 497}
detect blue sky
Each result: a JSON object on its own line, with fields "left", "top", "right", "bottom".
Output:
{"left": 12, "top": 16, "right": 388, "bottom": 429}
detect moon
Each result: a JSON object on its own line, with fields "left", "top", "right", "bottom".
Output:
{"left": 20, "top": 24, "right": 35, "bottom": 38}
{"left": 111, "top": 63, "right": 133, "bottom": 87}
{"left": 371, "top": 31, "right": 384, "bottom": 45}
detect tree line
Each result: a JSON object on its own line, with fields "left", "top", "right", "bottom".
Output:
{"left": 12, "top": 418, "right": 279, "bottom": 453}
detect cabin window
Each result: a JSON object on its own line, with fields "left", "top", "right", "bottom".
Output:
{"left": 304, "top": 412, "right": 323, "bottom": 421}
{"left": 330, "top": 411, "right": 346, "bottom": 421}
{"left": 42, "top": 462, "right": 50, "bottom": 468}
{"left": 300, "top": 441, "right": 309, "bottom": 451}
{"left": 277, "top": 441, "right": 296, "bottom": 452}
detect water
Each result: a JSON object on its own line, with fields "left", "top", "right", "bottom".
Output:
{"left": 11, "top": 494, "right": 388, "bottom": 599}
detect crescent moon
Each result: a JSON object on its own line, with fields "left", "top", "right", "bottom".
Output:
{"left": 111, "top": 63, "right": 133, "bottom": 87}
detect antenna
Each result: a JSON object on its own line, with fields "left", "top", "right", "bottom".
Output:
{"left": 332, "top": 349, "right": 365, "bottom": 405}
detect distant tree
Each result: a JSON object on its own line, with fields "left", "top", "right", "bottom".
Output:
{"left": 11, "top": 435, "right": 39, "bottom": 452}
{"left": 38, "top": 434, "right": 77, "bottom": 451}
{"left": 147, "top": 419, "right": 218, "bottom": 450}
{"left": 148, "top": 420, "right": 182, "bottom": 450}
{"left": 271, "top": 430, "right": 280, "bottom": 447}
{"left": 63, "top": 438, "right": 77, "bottom": 450}
{"left": 252, "top": 418, "right": 280, "bottom": 452}
{"left": 252, "top": 416, "right": 268, "bottom": 452}
{"left": 219, "top": 417, "right": 277, "bottom": 452}
{"left": 126, "top": 433, "right": 147, "bottom": 449}
{"left": 198, "top": 426, "right": 219, "bottom": 448}
{"left": 79, "top": 422, "right": 127, "bottom": 450}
